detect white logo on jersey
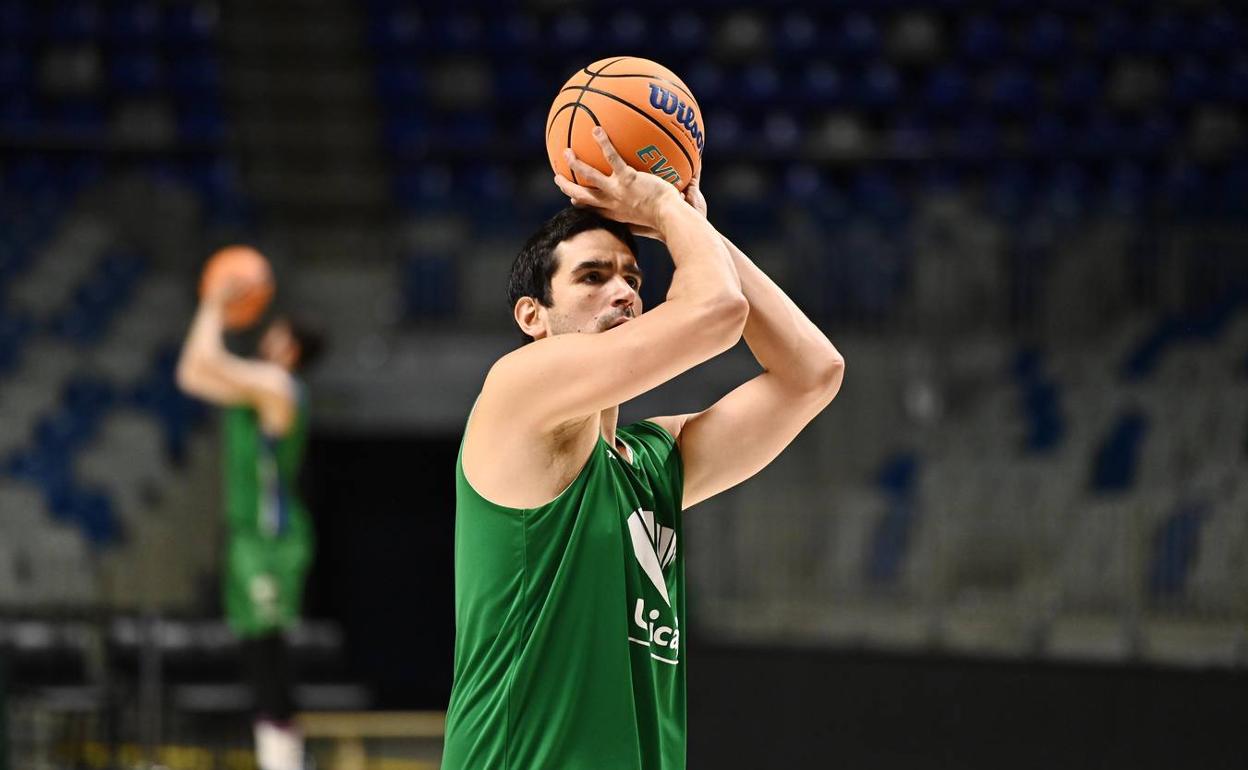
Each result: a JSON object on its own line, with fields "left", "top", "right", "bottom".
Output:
{"left": 627, "top": 509, "right": 676, "bottom": 606}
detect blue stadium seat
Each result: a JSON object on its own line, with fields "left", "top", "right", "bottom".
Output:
{"left": 774, "top": 11, "right": 818, "bottom": 61}
{"left": 1141, "top": 13, "right": 1186, "bottom": 57}
{"left": 799, "top": 61, "right": 844, "bottom": 107}
{"left": 762, "top": 111, "right": 802, "bottom": 153}
{"left": 1132, "top": 113, "right": 1177, "bottom": 156}
{"left": 887, "top": 113, "right": 931, "bottom": 157}
{"left": 959, "top": 15, "right": 1006, "bottom": 62}
{"left": 741, "top": 63, "right": 781, "bottom": 105}
{"left": 1077, "top": 112, "right": 1123, "bottom": 158}
{"left": 1223, "top": 56, "right": 1248, "bottom": 104}
{"left": 0, "top": 1, "right": 34, "bottom": 40}
{"left": 922, "top": 65, "right": 969, "bottom": 113}
{"left": 164, "top": 2, "right": 217, "bottom": 45}
{"left": 954, "top": 114, "right": 1001, "bottom": 159}
{"left": 549, "top": 11, "right": 591, "bottom": 57}
{"left": 54, "top": 99, "right": 107, "bottom": 140}
{"left": 0, "top": 46, "right": 33, "bottom": 90}
{"left": 170, "top": 53, "right": 219, "bottom": 94}
{"left": 107, "top": 1, "right": 160, "bottom": 44}
{"left": 1094, "top": 11, "right": 1141, "bottom": 57}
{"left": 109, "top": 51, "right": 165, "bottom": 94}
{"left": 0, "top": 93, "right": 39, "bottom": 135}
{"left": 986, "top": 67, "right": 1038, "bottom": 115}
{"left": 488, "top": 12, "right": 537, "bottom": 53}
{"left": 684, "top": 61, "right": 725, "bottom": 105}
{"left": 605, "top": 10, "right": 646, "bottom": 52}
{"left": 402, "top": 252, "right": 458, "bottom": 319}
{"left": 177, "top": 103, "right": 225, "bottom": 143}
{"left": 376, "top": 63, "right": 426, "bottom": 103}
{"left": 45, "top": 0, "right": 101, "bottom": 42}
{"left": 1057, "top": 65, "right": 1103, "bottom": 110}
{"left": 1028, "top": 113, "right": 1071, "bottom": 158}
{"left": 855, "top": 61, "right": 901, "bottom": 108}
{"left": 838, "top": 12, "right": 881, "bottom": 61}
{"left": 665, "top": 11, "right": 708, "bottom": 51}
{"left": 1148, "top": 501, "right": 1207, "bottom": 598}
{"left": 1021, "top": 13, "right": 1069, "bottom": 61}
{"left": 368, "top": 8, "right": 422, "bottom": 52}
{"left": 1170, "top": 58, "right": 1214, "bottom": 106}
{"left": 1091, "top": 411, "right": 1148, "bottom": 492}
{"left": 1106, "top": 161, "right": 1150, "bottom": 215}
{"left": 1197, "top": 11, "right": 1242, "bottom": 54}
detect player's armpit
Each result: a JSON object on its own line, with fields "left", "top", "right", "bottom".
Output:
{"left": 651, "top": 364, "right": 844, "bottom": 510}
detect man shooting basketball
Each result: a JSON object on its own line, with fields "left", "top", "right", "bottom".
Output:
{"left": 176, "top": 274, "right": 323, "bottom": 770}
{"left": 443, "top": 128, "right": 844, "bottom": 769}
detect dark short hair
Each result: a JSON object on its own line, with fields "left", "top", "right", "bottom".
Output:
{"left": 275, "top": 316, "right": 325, "bottom": 373}
{"left": 507, "top": 207, "right": 638, "bottom": 342}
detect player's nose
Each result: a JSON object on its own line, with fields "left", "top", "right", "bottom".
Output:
{"left": 609, "top": 277, "right": 637, "bottom": 307}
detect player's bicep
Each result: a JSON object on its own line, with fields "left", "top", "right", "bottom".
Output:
{"left": 480, "top": 298, "right": 745, "bottom": 432}
{"left": 179, "top": 356, "right": 296, "bottom": 428}
{"left": 662, "top": 373, "right": 830, "bottom": 509}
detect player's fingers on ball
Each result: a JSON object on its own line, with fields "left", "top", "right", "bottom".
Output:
{"left": 554, "top": 175, "right": 604, "bottom": 207}
{"left": 591, "top": 126, "right": 628, "bottom": 173}
{"left": 565, "top": 153, "right": 610, "bottom": 189}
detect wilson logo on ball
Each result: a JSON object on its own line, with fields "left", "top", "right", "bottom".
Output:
{"left": 647, "top": 84, "right": 705, "bottom": 154}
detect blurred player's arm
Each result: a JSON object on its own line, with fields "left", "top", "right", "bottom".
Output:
{"left": 175, "top": 287, "right": 296, "bottom": 435}
{"left": 477, "top": 128, "right": 747, "bottom": 433}
{"left": 648, "top": 179, "right": 845, "bottom": 509}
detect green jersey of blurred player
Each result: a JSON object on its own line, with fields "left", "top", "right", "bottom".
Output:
{"left": 177, "top": 263, "right": 323, "bottom": 770}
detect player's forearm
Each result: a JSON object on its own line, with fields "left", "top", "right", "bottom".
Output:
{"left": 723, "top": 235, "right": 844, "bottom": 395}
{"left": 177, "top": 301, "right": 230, "bottom": 380}
{"left": 657, "top": 197, "right": 743, "bottom": 310}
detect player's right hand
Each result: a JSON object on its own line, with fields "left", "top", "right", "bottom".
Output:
{"left": 553, "top": 126, "right": 682, "bottom": 234}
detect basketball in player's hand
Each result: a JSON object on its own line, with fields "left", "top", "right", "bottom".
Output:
{"left": 546, "top": 57, "right": 704, "bottom": 192}
{"left": 198, "top": 245, "right": 274, "bottom": 330}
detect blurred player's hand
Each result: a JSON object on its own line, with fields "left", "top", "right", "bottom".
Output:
{"left": 553, "top": 127, "right": 682, "bottom": 235}
{"left": 629, "top": 174, "right": 707, "bottom": 241}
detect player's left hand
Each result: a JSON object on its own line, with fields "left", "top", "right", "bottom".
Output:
{"left": 629, "top": 174, "right": 707, "bottom": 241}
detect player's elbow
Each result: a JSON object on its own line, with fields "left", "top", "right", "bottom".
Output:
{"left": 699, "top": 291, "right": 749, "bottom": 350}
{"left": 797, "top": 346, "right": 845, "bottom": 405}
{"left": 818, "top": 350, "right": 846, "bottom": 401}
{"left": 175, "top": 357, "right": 211, "bottom": 398}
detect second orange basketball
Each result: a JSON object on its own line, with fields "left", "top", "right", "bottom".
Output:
{"left": 546, "top": 56, "right": 704, "bottom": 192}
{"left": 199, "top": 245, "right": 275, "bottom": 330}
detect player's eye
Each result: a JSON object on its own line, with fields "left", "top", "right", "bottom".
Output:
{"left": 583, "top": 272, "right": 602, "bottom": 283}
{"left": 626, "top": 277, "right": 640, "bottom": 289}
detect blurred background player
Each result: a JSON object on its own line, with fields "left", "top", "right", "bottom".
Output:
{"left": 176, "top": 269, "right": 323, "bottom": 770}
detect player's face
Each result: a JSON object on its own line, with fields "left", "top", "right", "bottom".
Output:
{"left": 260, "top": 319, "right": 300, "bottom": 371}
{"left": 544, "top": 229, "right": 643, "bottom": 337}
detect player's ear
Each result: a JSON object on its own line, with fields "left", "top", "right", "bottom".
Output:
{"left": 514, "top": 296, "right": 547, "bottom": 340}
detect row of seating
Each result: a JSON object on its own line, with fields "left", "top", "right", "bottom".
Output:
{"left": 367, "top": 6, "right": 1247, "bottom": 62}
{"left": 0, "top": 1, "right": 217, "bottom": 44}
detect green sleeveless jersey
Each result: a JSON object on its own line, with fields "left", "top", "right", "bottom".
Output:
{"left": 221, "top": 395, "right": 313, "bottom": 637}
{"left": 444, "top": 420, "right": 686, "bottom": 770}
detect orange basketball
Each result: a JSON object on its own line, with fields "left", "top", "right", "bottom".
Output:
{"left": 546, "top": 56, "right": 704, "bottom": 192}
{"left": 198, "top": 245, "right": 274, "bottom": 330}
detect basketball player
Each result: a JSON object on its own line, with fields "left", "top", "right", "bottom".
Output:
{"left": 176, "top": 275, "right": 323, "bottom": 770}
{"left": 443, "top": 128, "right": 845, "bottom": 769}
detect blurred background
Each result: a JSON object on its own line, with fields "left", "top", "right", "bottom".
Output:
{"left": 2, "top": 0, "right": 1248, "bottom": 768}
